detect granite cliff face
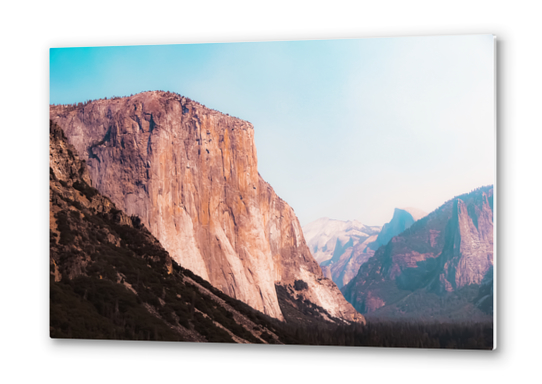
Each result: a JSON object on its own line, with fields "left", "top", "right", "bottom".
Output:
{"left": 342, "top": 186, "right": 494, "bottom": 321}
{"left": 50, "top": 120, "right": 332, "bottom": 343}
{"left": 50, "top": 91, "right": 363, "bottom": 324}
{"left": 438, "top": 196, "right": 494, "bottom": 292}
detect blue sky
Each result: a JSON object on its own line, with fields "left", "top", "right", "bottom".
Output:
{"left": 50, "top": 35, "right": 495, "bottom": 226}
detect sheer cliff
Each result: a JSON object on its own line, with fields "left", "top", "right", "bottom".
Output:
{"left": 50, "top": 91, "right": 363, "bottom": 324}
{"left": 50, "top": 120, "right": 300, "bottom": 343}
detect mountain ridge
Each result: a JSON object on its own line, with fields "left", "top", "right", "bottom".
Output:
{"left": 303, "top": 206, "right": 426, "bottom": 289}
{"left": 341, "top": 186, "right": 494, "bottom": 321}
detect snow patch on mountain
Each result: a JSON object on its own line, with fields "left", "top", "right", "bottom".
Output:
{"left": 303, "top": 218, "right": 381, "bottom": 264}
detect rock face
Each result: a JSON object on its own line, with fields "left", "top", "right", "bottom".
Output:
{"left": 303, "top": 218, "right": 380, "bottom": 288}
{"left": 438, "top": 196, "right": 494, "bottom": 292}
{"left": 49, "top": 120, "right": 320, "bottom": 343}
{"left": 342, "top": 186, "right": 494, "bottom": 321}
{"left": 50, "top": 91, "right": 363, "bottom": 324}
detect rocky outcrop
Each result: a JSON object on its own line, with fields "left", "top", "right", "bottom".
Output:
{"left": 438, "top": 195, "right": 494, "bottom": 292}
{"left": 50, "top": 91, "right": 363, "bottom": 324}
{"left": 342, "top": 186, "right": 494, "bottom": 321}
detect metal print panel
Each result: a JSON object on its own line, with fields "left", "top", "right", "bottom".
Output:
{"left": 49, "top": 34, "right": 495, "bottom": 349}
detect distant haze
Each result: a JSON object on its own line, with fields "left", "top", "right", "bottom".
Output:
{"left": 50, "top": 34, "right": 495, "bottom": 226}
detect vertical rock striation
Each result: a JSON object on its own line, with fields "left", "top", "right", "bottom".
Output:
{"left": 438, "top": 193, "right": 494, "bottom": 292}
{"left": 50, "top": 91, "right": 363, "bottom": 323}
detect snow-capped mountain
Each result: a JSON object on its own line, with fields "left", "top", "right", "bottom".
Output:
{"left": 303, "top": 218, "right": 381, "bottom": 264}
{"left": 304, "top": 207, "right": 427, "bottom": 289}
{"left": 303, "top": 218, "right": 381, "bottom": 288}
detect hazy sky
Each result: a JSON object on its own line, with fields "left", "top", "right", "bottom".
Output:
{"left": 50, "top": 34, "right": 495, "bottom": 226}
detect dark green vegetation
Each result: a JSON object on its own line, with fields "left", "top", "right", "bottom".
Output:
{"left": 276, "top": 284, "right": 344, "bottom": 327}
{"left": 275, "top": 283, "right": 492, "bottom": 349}
{"left": 267, "top": 320, "right": 492, "bottom": 349}
{"left": 52, "top": 182, "right": 233, "bottom": 341}
{"left": 50, "top": 120, "right": 492, "bottom": 349}
{"left": 310, "top": 320, "right": 493, "bottom": 349}
{"left": 293, "top": 279, "right": 309, "bottom": 291}
{"left": 51, "top": 276, "right": 182, "bottom": 341}
{"left": 360, "top": 284, "right": 492, "bottom": 322}
{"left": 51, "top": 178, "right": 284, "bottom": 341}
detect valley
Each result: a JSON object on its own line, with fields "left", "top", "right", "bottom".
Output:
{"left": 49, "top": 91, "right": 494, "bottom": 349}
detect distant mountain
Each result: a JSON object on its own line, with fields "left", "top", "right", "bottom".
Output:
{"left": 341, "top": 186, "right": 494, "bottom": 322}
{"left": 303, "top": 207, "right": 427, "bottom": 289}
{"left": 302, "top": 218, "right": 380, "bottom": 288}
{"left": 368, "top": 207, "right": 427, "bottom": 251}
{"left": 303, "top": 218, "right": 381, "bottom": 264}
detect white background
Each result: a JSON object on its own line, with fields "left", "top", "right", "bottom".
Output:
{"left": 1, "top": 0, "right": 540, "bottom": 382}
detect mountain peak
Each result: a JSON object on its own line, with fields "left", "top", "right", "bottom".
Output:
{"left": 368, "top": 206, "right": 425, "bottom": 251}
{"left": 396, "top": 207, "right": 427, "bottom": 222}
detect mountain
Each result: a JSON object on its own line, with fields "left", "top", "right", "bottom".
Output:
{"left": 51, "top": 119, "right": 375, "bottom": 343}
{"left": 303, "top": 208, "right": 425, "bottom": 290}
{"left": 368, "top": 207, "right": 427, "bottom": 251}
{"left": 49, "top": 119, "right": 493, "bottom": 349}
{"left": 303, "top": 218, "right": 381, "bottom": 264}
{"left": 50, "top": 91, "right": 364, "bottom": 325}
{"left": 302, "top": 218, "right": 380, "bottom": 289}
{"left": 50, "top": 120, "right": 281, "bottom": 342}
{"left": 341, "top": 186, "right": 494, "bottom": 322}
